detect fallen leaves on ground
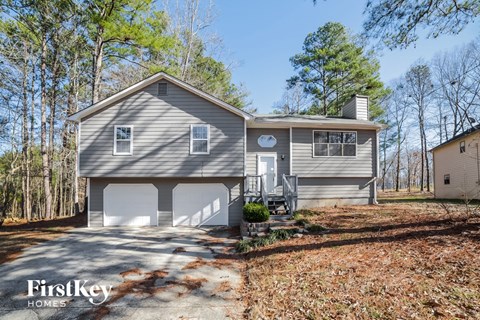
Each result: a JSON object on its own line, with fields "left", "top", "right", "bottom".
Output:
{"left": 0, "top": 214, "right": 86, "bottom": 265}
{"left": 243, "top": 202, "right": 480, "bottom": 319}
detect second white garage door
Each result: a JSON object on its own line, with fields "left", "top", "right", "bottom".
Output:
{"left": 172, "top": 183, "right": 229, "bottom": 226}
{"left": 104, "top": 184, "right": 158, "bottom": 226}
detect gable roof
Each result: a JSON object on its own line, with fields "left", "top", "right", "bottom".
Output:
{"left": 430, "top": 125, "right": 480, "bottom": 152}
{"left": 67, "top": 72, "right": 253, "bottom": 122}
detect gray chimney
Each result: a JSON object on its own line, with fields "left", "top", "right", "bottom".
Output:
{"left": 342, "top": 95, "right": 369, "bottom": 121}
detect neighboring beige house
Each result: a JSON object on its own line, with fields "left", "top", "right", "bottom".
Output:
{"left": 431, "top": 125, "right": 480, "bottom": 200}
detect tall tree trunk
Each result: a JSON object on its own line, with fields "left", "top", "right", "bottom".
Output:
{"left": 69, "top": 51, "right": 80, "bottom": 215}
{"left": 40, "top": 32, "right": 52, "bottom": 219}
{"left": 49, "top": 38, "right": 60, "bottom": 217}
{"left": 181, "top": 0, "right": 199, "bottom": 80}
{"left": 92, "top": 34, "right": 104, "bottom": 104}
{"left": 424, "top": 133, "right": 431, "bottom": 192}
{"left": 419, "top": 108, "right": 425, "bottom": 192}
{"left": 406, "top": 152, "right": 412, "bottom": 192}
{"left": 395, "top": 141, "right": 401, "bottom": 192}
{"left": 21, "top": 41, "right": 31, "bottom": 220}
{"left": 29, "top": 54, "right": 36, "bottom": 219}
{"left": 382, "top": 134, "right": 387, "bottom": 191}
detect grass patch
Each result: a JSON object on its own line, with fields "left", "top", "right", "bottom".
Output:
{"left": 293, "top": 209, "right": 317, "bottom": 217}
{"left": 306, "top": 224, "right": 327, "bottom": 232}
{"left": 292, "top": 210, "right": 327, "bottom": 232}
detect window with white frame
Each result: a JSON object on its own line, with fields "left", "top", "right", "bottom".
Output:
{"left": 444, "top": 174, "right": 450, "bottom": 185}
{"left": 313, "top": 131, "right": 356, "bottom": 157}
{"left": 114, "top": 125, "right": 133, "bottom": 155}
{"left": 190, "top": 124, "right": 209, "bottom": 154}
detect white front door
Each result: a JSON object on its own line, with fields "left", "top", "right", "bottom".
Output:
{"left": 257, "top": 155, "right": 277, "bottom": 194}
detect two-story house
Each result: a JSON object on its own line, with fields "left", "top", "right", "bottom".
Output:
{"left": 68, "top": 72, "right": 383, "bottom": 227}
{"left": 431, "top": 125, "right": 480, "bottom": 200}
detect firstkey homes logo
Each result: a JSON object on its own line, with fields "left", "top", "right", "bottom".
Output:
{"left": 27, "top": 279, "right": 113, "bottom": 308}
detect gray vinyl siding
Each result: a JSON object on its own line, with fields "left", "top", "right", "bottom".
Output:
{"left": 342, "top": 96, "right": 369, "bottom": 121}
{"left": 89, "top": 180, "right": 104, "bottom": 227}
{"left": 342, "top": 97, "right": 356, "bottom": 119}
{"left": 356, "top": 97, "right": 369, "bottom": 121}
{"left": 246, "top": 128, "right": 290, "bottom": 186}
{"left": 89, "top": 177, "right": 243, "bottom": 227}
{"left": 292, "top": 128, "right": 376, "bottom": 178}
{"left": 80, "top": 79, "right": 244, "bottom": 177}
{"left": 297, "top": 177, "right": 374, "bottom": 208}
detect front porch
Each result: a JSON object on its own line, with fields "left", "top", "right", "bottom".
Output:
{"left": 244, "top": 174, "right": 299, "bottom": 216}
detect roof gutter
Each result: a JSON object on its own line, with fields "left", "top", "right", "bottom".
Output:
{"left": 248, "top": 120, "right": 385, "bottom": 130}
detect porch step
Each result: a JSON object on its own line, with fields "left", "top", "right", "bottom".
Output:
{"left": 269, "top": 220, "right": 297, "bottom": 228}
{"left": 267, "top": 195, "right": 289, "bottom": 215}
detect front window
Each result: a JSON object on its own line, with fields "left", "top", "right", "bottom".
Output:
{"left": 444, "top": 174, "right": 450, "bottom": 185}
{"left": 460, "top": 141, "right": 465, "bottom": 153}
{"left": 313, "top": 131, "right": 356, "bottom": 157}
{"left": 190, "top": 124, "right": 210, "bottom": 154}
{"left": 114, "top": 125, "right": 133, "bottom": 155}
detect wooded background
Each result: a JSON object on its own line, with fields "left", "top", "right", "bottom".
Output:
{"left": 1, "top": 0, "right": 479, "bottom": 220}
{"left": 0, "top": 0, "right": 248, "bottom": 219}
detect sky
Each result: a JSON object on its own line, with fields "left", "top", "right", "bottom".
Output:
{"left": 211, "top": 0, "right": 479, "bottom": 113}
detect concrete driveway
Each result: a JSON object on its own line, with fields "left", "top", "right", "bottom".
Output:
{"left": 0, "top": 227, "right": 243, "bottom": 320}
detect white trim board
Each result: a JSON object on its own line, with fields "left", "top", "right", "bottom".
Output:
{"left": 256, "top": 153, "right": 278, "bottom": 193}
{"left": 87, "top": 178, "right": 90, "bottom": 228}
{"left": 289, "top": 126, "right": 293, "bottom": 175}
{"left": 77, "top": 122, "right": 81, "bottom": 177}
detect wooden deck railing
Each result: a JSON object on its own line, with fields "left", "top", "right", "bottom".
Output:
{"left": 282, "top": 174, "right": 298, "bottom": 214}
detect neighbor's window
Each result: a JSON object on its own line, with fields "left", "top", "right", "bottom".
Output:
{"left": 114, "top": 125, "right": 133, "bottom": 155}
{"left": 190, "top": 124, "right": 210, "bottom": 154}
{"left": 444, "top": 174, "right": 450, "bottom": 185}
{"left": 460, "top": 141, "right": 465, "bottom": 153}
{"left": 313, "top": 131, "right": 357, "bottom": 157}
{"left": 158, "top": 82, "right": 168, "bottom": 96}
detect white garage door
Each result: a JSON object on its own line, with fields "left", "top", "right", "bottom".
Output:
{"left": 104, "top": 184, "right": 158, "bottom": 226}
{"left": 173, "top": 183, "right": 229, "bottom": 226}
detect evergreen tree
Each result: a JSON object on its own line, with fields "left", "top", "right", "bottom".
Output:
{"left": 288, "top": 22, "right": 388, "bottom": 119}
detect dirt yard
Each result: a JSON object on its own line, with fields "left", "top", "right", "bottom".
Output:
{"left": 242, "top": 201, "right": 480, "bottom": 319}
{"left": 0, "top": 214, "right": 87, "bottom": 265}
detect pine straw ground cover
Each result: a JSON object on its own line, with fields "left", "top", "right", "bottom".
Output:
{"left": 242, "top": 202, "right": 480, "bottom": 319}
{"left": 0, "top": 214, "right": 87, "bottom": 265}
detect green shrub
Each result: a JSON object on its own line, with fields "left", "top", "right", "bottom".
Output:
{"left": 251, "top": 237, "right": 272, "bottom": 248}
{"left": 295, "top": 218, "right": 310, "bottom": 226}
{"left": 270, "top": 229, "right": 296, "bottom": 240}
{"left": 236, "top": 240, "right": 252, "bottom": 253}
{"left": 243, "top": 203, "right": 270, "bottom": 222}
{"left": 236, "top": 229, "right": 298, "bottom": 253}
{"left": 307, "top": 224, "right": 327, "bottom": 232}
